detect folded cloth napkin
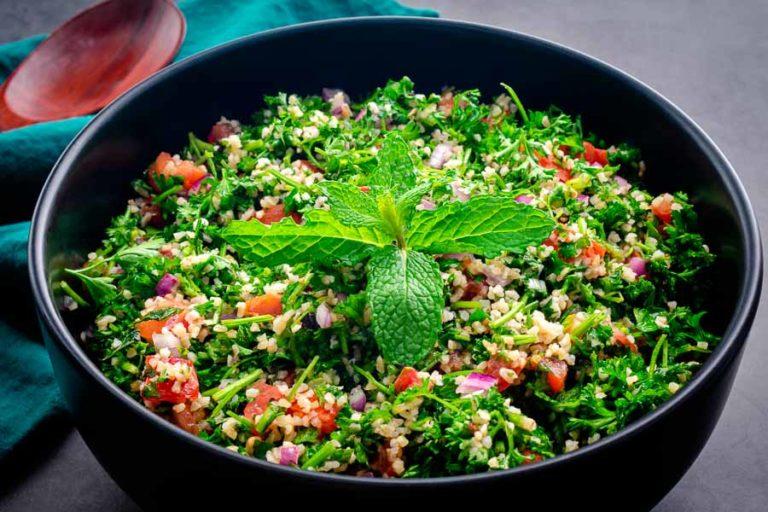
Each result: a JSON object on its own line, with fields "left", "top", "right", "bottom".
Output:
{"left": 0, "top": 0, "right": 436, "bottom": 460}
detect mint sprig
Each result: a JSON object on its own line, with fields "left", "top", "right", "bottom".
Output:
{"left": 221, "top": 134, "right": 554, "bottom": 365}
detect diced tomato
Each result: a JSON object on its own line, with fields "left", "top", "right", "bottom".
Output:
{"left": 484, "top": 357, "right": 525, "bottom": 392}
{"left": 613, "top": 328, "right": 638, "bottom": 353}
{"left": 136, "top": 312, "right": 187, "bottom": 341}
{"left": 543, "top": 230, "right": 560, "bottom": 250}
{"left": 374, "top": 445, "right": 398, "bottom": 477}
{"left": 394, "top": 367, "right": 421, "bottom": 394}
{"left": 141, "top": 356, "right": 200, "bottom": 407}
{"left": 359, "top": 185, "right": 371, "bottom": 193}
{"left": 521, "top": 449, "right": 543, "bottom": 465}
{"left": 207, "top": 119, "right": 239, "bottom": 142}
{"left": 439, "top": 90, "right": 454, "bottom": 116}
{"left": 582, "top": 141, "right": 609, "bottom": 166}
{"left": 296, "top": 159, "right": 323, "bottom": 174}
{"left": 314, "top": 405, "right": 339, "bottom": 435}
{"left": 150, "top": 152, "right": 207, "bottom": 190}
{"left": 651, "top": 194, "right": 674, "bottom": 224}
{"left": 243, "top": 382, "right": 283, "bottom": 419}
{"left": 539, "top": 357, "right": 568, "bottom": 393}
{"left": 136, "top": 319, "right": 167, "bottom": 341}
{"left": 244, "top": 293, "right": 283, "bottom": 316}
{"left": 538, "top": 154, "right": 571, "bottom": 182}
{"left": 582, "top": 240, "right": 606, "bottom": 260}
{"left": 258, "top": 204, "right": 302, "bottom": 225}
{"left": 172, "top": 404, "right": 208, "bottom": 435}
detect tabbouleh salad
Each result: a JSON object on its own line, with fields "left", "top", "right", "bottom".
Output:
{"left": 61, "top": 77, "right": 718, "bottom": 477}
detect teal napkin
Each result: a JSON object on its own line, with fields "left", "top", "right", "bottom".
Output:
{"left": 0, "top": 0, "right": 436, "bottom": 460}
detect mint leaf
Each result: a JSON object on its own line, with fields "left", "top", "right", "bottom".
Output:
{"left": 221, "top": 210, "right": 391, "bottom": 266}
{"left": 406, "top": 195, "right": 555, "bottom": 257}
{"left": 318, "top": 181, "right": 381, "bottom": 227}
{"left": 366, "top": 247, "right": 444, "bottom": 366}
{"left": 368, "top": 134, "right": 417, "bottom": 197}
{"left": 64, "top": 269, "right": 117, "bottom": 305}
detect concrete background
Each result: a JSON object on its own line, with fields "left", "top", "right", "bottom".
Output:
{"left": 0, "top": 0, "right": 766, "bottom": 510}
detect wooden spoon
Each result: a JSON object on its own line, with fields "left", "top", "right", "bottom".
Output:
{"left": 0, "top": 0, "right": 185, "bottom": 131}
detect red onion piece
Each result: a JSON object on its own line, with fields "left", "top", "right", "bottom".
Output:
{"left": 349, "top": 385, "right": 367, "bottom": 411}
{"left": 279, "top": 444, "right": 300, "bottom": 466}
{"left": 429, "top": 143, "right": 453, "bottom": 169}
{"left": 155, "top": 273, "right": 179, "bottom": 296}
{"left": 354, "top": 108, "right": 367, "bottom": 121}
{"left": 576, "top": 194, "right": 590, "bottom": 204}
{"left": 419, "top": 197, "right": 437, "bottom": 211}
{"left": 316, "top": 302, "right": 333, "bottom": 329}
{"left": 614, "top": 175, "right": 631, "bottom": 193}
{"left": 456, "top": 372, "right": 498, "bottom": 395}
{"left": 628, "top": 256, "right": 647, "bottom": 277}
{"left": 439, "top": 253, "right": 473, "bottom": 261}
{"left": 515, "top": 194, "right": 533, "bottom": 204}
{"left": 321, "top": 88, "right": 349, "bottom": 103}
{"left": 451, "top": 180, "right": 470, "bottom": 202}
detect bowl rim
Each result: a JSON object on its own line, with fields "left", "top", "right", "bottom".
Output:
{"left": 29, "top": 16, "right": 762, "bottom": 487}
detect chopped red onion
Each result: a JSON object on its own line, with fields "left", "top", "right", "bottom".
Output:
{"left": 419, "top": 197, "right": 437, "bottom": 211}
{"left": 456, "top": 373, "right": 498, "bottom": 395}
{"left": 349, "top": 386, "right": 367, "bottom": 411}
{"left": 316, "top": 302, "right": 333, "bottom": 329}
{"left": 628, "top": 256, "right": 647, "bottom": 277}
{"left": 354, "top": 108, "right": 367, "bottom": 121}
{"left": 614, "top": 175, "right": 631, "bottom": 193}
{"left": 515, "top": 194, "right": 533, "bottom": 204}
{"left": 279, "top": 444, "right": 300, "bottom": 466}
{"left": 451, "top": 180, "right": 470, "bottom": 202}
{"left": 429, "top": 143, "right": 453, "bottom": 169}
{"left": 576, "top": 194, "right": 590, "bottom": 204}
{"left": 439, "top": 253, "right": 473, "bottom": 261}
{"left": 321, "top": 88, "right": 349, "bottom": 103}
{"left": 155, "top": 273, "right": 179, "bottom": 296}
{"left": 479, "top": 265, "right": 511, "bottom": 287}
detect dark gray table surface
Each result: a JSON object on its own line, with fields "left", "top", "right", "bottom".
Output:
{"left": 1, "top": 0, "right": 766, "bottom": 510}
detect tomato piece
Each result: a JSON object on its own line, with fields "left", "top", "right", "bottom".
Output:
{"left": 521, "top": 449, "right": 543, "bottom": 465}
{"left": 207, "top": 119, "right": 239, "bottom": 142}
{"left": 150, "top": 152, "right": 207, "bottom": 190}
{"left": 651, "top": 194, "right": 674, "bottom": 224}
{"left": 314, "top": 406, "right": 339, "bottom": 435}
{"left": 613, "top": 328, "right": 638, "bottom": 353}
{"left": 244, "top": 293, "right": 283, "bottom": 316}
{"left": 296, "top": 159, "right": 323, "bottom": 174}
{"left": 484, "top": 357, "right": 524, "bottom": 392}
{"left": 543, "top": 230, "right": 560, "bottom": 250}
{"left": 136, "top": 319, "right": 167, "bottom": 341}
{"left": 438, "top": 90, "right": 454, "bottom": 116}
{"left": 374, "top": 445, "right": 398, "bottom": 477}
{"left": 538, "top": 154, "right": 571, "bottom": 182}
{"left": 582, "top": 240, "right": 606, "bottom": 260}
{"left": 141, "top": 356, "right": 200, "bottom": 407}
{"left": 243, "top": 382, "right": 283, "bottom": 419}
{"left": 258, "top": 204, "right": 302, "bottom": 225}
{"left": 394, "top": 367, "right": 421, "bottom": 394}
{"left": 582, "top": 141, "right": 609, "bottom": 166}
{"left": 540, "top": 357, "right": 568, "bottom": 393}
{"left": 172, "top": 404, "right": 208, "bottom": 435}
{"left": 359, "top": 185, "right": 371, "bottom": 193}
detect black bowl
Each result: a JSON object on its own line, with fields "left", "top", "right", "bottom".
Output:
{"left": 29, "top": 17, "right": 761, "bottom": 510}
